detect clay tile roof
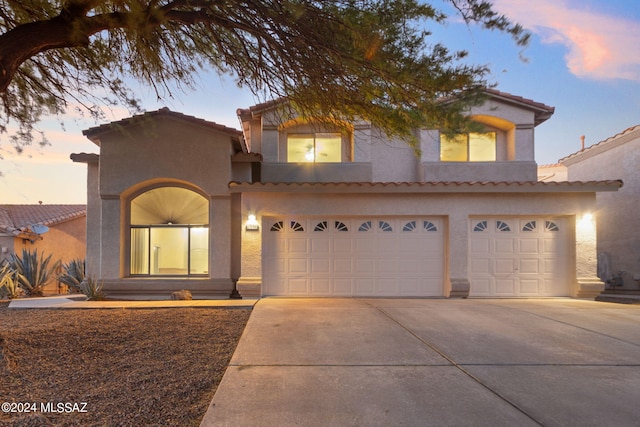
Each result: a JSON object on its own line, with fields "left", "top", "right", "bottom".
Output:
{"left": 237, "top": 89, "right": 555, "bottom": 125}
{"left": 559, "top": 124, "right": 640, "bottom": 163}
{"left": 83, "top": 108, "right": 242, "bottom": 143}
{"left": 229, "top": 180, "right": 622, "bottom": 193}
{"left": 0, "top": 204, "right": 86, "bottom": 234}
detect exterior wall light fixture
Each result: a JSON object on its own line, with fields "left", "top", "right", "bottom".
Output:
{"left": 246, "top": 214, "right": 260, "bottom": 231}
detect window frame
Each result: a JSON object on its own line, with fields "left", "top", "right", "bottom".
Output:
{"left": 440, "top": 131, "right": 497, "bottom": 162}
{"left": 286, "top": 132, "right": 344, "bottom": 163}
{"left": 127, "top": 186, "right": 210, "bottom": 277}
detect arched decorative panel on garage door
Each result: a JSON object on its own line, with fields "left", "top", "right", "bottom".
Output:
{"left": 263, "top": 217, "right": 444, "bottom": 297}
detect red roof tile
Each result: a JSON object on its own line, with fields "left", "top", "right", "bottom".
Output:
{"left": 229, "top": 180, "right": 622, "bottom": 193}
{"left": 0, "top": 204, "right": 86, "bottom": 233}
{"left": 83, "top": 108, "right": 242, "bottom": 143}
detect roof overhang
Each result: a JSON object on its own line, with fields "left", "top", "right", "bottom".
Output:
{"left": 229, "top": 180, "right": 622, "bottom": 194}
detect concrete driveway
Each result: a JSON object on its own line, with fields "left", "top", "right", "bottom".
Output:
{"left": 200, "top": 298, "right": 640, "bottom": 426}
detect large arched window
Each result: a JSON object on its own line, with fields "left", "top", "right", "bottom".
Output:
{"left": 130, "top": 187, "right": 209, "bottom": 276}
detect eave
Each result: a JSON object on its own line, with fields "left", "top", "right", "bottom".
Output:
{"left": 229, "top": 180, "right": 622, "bottom": 194}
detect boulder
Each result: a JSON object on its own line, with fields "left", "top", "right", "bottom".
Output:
{"left": 171, "top": 290, "right": 193, "bottom": 300}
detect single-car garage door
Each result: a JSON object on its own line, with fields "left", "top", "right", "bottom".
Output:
{"left": 469, "top": 217, "right": 571, "bottom": 297}
{"left": 263, "top": 217, "right": 444, "bottom": 296}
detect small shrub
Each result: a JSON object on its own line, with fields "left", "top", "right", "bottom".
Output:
{"left": 58, "top": 258, "right": 86, "bottom": 293}
{"left": 81, "top": 277, "right": 106, "bottom": 301}
{"left": 9, "top": 249, "right": 60, "bottom": 297}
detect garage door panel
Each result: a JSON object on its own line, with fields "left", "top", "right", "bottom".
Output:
{"left": 377, "top": 279, "right": 398, "bottom": 294}
{"left": 310, "top": 238, "right": 331, "bottom": 254}
{"left": 471, "top": 238, "right": 490, "bottom": 254}
{"left": 288, "top": 259, "right": 308, "bottom": 274}
{"left": 333, "top": 279, "right": 352, "bottom": 295}
{"left": 333, "top": 238, "right": 353, "bottom": 254}
{"left": 355, "top": 259, "right": 375, "bottom": 275}
{"left": 520, "top": 258, "right": 540, "bottom": 274}
{"left": 470, "top": 258, "right": 491, "bottom": 274}
{"left": 310, "top": 278, "right": 331, "bottom": 294}
{"left": 334, "top": 259, "right": 353, "bottom": 274}
{"left": 289, "top": 238, "right": 308, "bottom": 253}
{"left": 355, "top": 278, "right": 375, "bottom": 294}
{"left": 495, "top": 258, "right": 515, "bottom": 274}
{"left": 519, "top": 238, "right": 539, "bottom": 253}
{"left": 495, "top": 238, "right": 514, "bottom": 254}
{"left": 520, "top": 279, "right": 540, "bottom": 294}
{"left": 377, "top": 259, "right": 398, "bottom": 275}
{"left": 310, "top": 259, "right": 331, "bottom": 274}
{"left": 496, "top": 279, "right": 516, "bottom": 294}
{"left": 288, "top": 278, "right": 308, "bottom": 294}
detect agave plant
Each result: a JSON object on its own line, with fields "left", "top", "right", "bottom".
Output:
{"left": 58, "top": 259, "right": 86, "bottom": 293}
{"left": 80, "top": 276, "right": 106, "bottom": 301}
{"left": 0, "top": 261, "right": 22, "bottom": 299}
{"left": 9, "top": 249, "right": 60, "bottom": 297}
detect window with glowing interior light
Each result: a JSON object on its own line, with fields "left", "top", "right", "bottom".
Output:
{"left": 287, "top": 133, "right": 342, "bottom": 163}
{"left": 440, "top": 132, "right": 497, "bottom": 162}
{"left": 129, "top": 186, "right": 209, "bottom": 276}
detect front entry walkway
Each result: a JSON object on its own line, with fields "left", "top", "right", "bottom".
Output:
{"left": 201, "top": 298, "right": 640, "bottom": 426}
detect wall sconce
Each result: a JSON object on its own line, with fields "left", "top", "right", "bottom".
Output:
{"left": 246, "top": 214, "right": 259, "bottom": 231}
{"left": 577, "top": 212, "right": 594, "bottom": 231}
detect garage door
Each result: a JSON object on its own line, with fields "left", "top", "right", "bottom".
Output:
{"left": 263, "top": 217, "right": 444, "bottom": 296}
{"left": 469, "top": 218, "right": 570, "bottom": 297}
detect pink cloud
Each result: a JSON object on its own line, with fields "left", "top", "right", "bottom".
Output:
{"left": 492, "top": 0, "right": 640, "bottom": 81}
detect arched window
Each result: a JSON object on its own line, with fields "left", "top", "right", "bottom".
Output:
{"left": 130, "top": 187, "right": 209, "bottom": 276}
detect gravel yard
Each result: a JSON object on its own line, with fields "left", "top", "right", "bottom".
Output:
{"left": 0, "top": 302, "right": 250, "bottom": 426}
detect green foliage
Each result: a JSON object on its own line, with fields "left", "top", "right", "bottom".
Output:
{"left": 80, "top": 276, "right": 106, "bottom": 301}
{"left": 8, "top": 249, "right": 60, "bottom": 297}
{"left": 0, "top": 260, "right": 22, "bottom": 299}
{"left": 0, "top": 0, "right": 528, "bottom": 152}
{"left": 58, "top": 258, "right": 86, "bottom": 293}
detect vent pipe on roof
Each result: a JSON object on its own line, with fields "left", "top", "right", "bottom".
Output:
{"left": 580, "top": 135, "right": 585, "bottom": 151}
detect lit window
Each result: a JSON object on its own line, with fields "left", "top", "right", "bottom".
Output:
{"left": 130, "top": 187, "right": 209, "bottom": 276}
{"left": 440, "top": 132, "right": 496, "bottom": 162}
{"left": 287, "top": 133, "right": 342, "bottom": 163}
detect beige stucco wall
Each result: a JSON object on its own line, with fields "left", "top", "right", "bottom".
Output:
{"left": 248, "top": 96, "right": 541, "bottom": 184}
{"left": 563, "top": 128, "right": 640, "bottom": 287}
{"left": 237, "top": 190, "right": 600, "bottom": 297}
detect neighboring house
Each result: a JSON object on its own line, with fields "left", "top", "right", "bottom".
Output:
{"left": 0, "top": 204, "right": 87, "bottom": 294}
{"left": 552, "top": 125, "right": 640, "bottom": 289}
{"left": 72, "top": 90, "right": 620, "bottom": 300}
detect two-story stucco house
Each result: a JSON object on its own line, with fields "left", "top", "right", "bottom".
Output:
{"left": 72, "top": 90, "right": 620, "bottom": 299}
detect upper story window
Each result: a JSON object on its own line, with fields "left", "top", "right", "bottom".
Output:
{"left": 287, "top": 133, "right": 342, "bottom": 163}
{"left": 440, "top": 132, "right": 496, "bottom": 162}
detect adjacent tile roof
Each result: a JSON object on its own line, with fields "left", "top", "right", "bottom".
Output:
{"left": 0, "top": 204, "right": 86, "bottom": 237}
{"left": 83, "top": 108, "right": 242, "bottom": 145}
{"left": 229, "top": 180, "right": 622, "bottom": 193}
{"left": 559, "top": 125, "right": 640, "bottom": 164}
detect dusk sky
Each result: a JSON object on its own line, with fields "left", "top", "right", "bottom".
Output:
{"left": 1, "top": 0, "right": 639, "bottom": 204}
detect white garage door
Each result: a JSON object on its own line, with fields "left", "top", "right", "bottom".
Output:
{"left": 263, "top": 217, "right": 444, "bottom": 296}
{"left": 469, "top": 217, "right": 570, "bottom": 297}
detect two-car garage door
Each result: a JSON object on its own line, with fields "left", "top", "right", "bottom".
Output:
{"left": 263, "top": 217, "right": 444, "bottom": 296}
{"left": 262, "top": 216, "right": 571, "bottom": 297}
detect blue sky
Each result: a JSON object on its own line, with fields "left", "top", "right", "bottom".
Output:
{"left": 1, "top": 0, "right": 639, "bottom": 203}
